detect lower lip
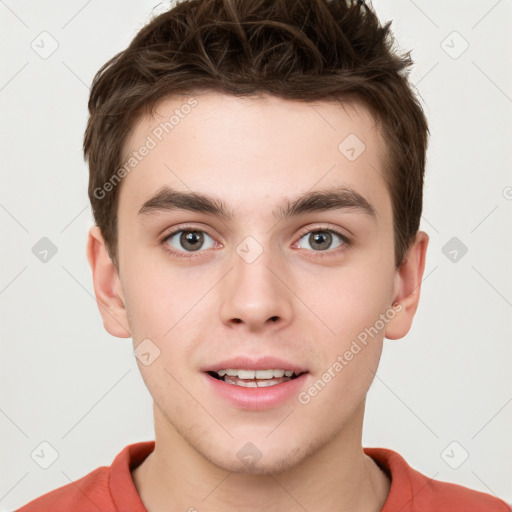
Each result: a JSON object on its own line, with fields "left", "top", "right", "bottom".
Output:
{"left": 203, "top": 372, "right": 308, "bottom": 410}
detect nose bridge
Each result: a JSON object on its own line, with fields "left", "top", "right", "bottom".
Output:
{"left": 219, "top": 237, "right": 293, "bottom": 329}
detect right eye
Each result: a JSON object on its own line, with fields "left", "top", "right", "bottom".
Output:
{"left": 162, "top": 228, "right": 218, "bottom": 256}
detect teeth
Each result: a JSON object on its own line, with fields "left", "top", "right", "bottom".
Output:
{"left": 256, "top": 380, "right": 278, "bottom": 387}
{"left": 234, "top": 380, "right": 258, "bottom": 388}
{"left": 224, "top": 376, "right": 290, "bottom": 388}
{"left": 238, "top": 369, "right": 255, "bottom": 379}
{"left": 214, "top": 369, "right": 299, "bottom": 380}
{"left": 255, "top": 370, "right": 273, "bottom": 379}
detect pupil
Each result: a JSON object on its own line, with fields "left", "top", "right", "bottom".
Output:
{"left": 181, "top": 231, "right": 203, "bottom": 251}
{"left": 310, "top": 231, "right": 331, "bottom": 250}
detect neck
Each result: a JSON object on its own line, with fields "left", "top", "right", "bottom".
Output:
{"left": 132, "top": 403, "right": 390, "bottom": 512}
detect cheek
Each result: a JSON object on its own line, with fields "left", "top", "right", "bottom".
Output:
{"left": 297, "top": 270, "right": 390, "bottom": 415}
{"left": 121, "top": 249, "right": 209, "bottom": 339}
{"left": 306, "top": 264, "right": 395, "bottom": 343}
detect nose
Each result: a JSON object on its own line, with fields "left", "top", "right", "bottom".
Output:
{"left": 219, "top": 247, "right": 294, "bottom": 332}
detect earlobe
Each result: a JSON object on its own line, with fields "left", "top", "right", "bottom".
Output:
{"left": 384, "top": 231, "right": 429, "bottom": 340}
{"left": 86, "top": 226, "right": 131, "bottom": 338}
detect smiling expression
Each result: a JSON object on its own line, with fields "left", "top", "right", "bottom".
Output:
{"left": 96, "top": 91, "right": 412, "bottom": 473}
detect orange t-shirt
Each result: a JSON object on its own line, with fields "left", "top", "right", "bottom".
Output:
{"left": 17, "top": 441, "right": 511, "bottom": 511}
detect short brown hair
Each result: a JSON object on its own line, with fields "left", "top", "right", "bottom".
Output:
{"left": 84, "top": 0, "right": 429, "bottom": 270}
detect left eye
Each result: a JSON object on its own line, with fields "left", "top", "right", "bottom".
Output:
{"left": 296, "top": 230, "right": 346, "bottom": 252}
{"left": 164, "top": 230, "right": 216, "bottom": 252}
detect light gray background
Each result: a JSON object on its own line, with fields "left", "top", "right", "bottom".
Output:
{"left": 1, "top": 0, "right": 511, "bottom": 509}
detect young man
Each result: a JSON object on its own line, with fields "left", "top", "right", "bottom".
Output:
{"left": 17, "top": 0, "right": 510, "bottom": 510}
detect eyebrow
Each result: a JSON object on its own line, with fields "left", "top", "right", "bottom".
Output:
{"left": 137, "top": 185, "right": 376, "bottom": 221}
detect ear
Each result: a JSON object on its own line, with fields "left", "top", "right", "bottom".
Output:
{"left": 384, "top": 231, "right": 429, "bottom": 340}
{"left": 86, "top": 225, "right": 131, "bottom": 338}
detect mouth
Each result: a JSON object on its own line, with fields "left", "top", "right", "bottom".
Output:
{"left": 202, "top": 359, "right": 310, "bottom": 409}
{"left": 206, "top": 369, "right": 306, "bottom": 388}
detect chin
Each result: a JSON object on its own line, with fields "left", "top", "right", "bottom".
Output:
{"left": 201, "top": 439, "right": 315, "bottom": 475}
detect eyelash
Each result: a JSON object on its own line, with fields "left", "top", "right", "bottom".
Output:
{"left": 160, "top": 224, "right": 351, "bottom": 260}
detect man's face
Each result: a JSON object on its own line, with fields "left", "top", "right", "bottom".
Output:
{"left": 115, "top": 92, "right": 399, "bottom": 473}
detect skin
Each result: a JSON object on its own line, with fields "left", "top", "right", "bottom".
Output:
{"left": 87, "top": 92, "right": 428, "bottom": 511}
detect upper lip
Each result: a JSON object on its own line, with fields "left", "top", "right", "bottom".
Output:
{"left": 201, "top": 356, "right": 308, "bottom": 374}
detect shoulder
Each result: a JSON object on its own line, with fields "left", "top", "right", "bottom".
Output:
{"left": 425, "top": 477, "right": 511, "bottom": 511}
{"left": 16, "top": 441, "right": 154, "bottom": 512}
{"left": 16, "top": 466, "right": 112, "bottom": 512}
{"left": 364, "top": 447, "right": 511, "bottom": 512}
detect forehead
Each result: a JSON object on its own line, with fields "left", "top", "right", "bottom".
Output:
{"left": 118, "top": 91, "right": 391, "bottom": 223}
